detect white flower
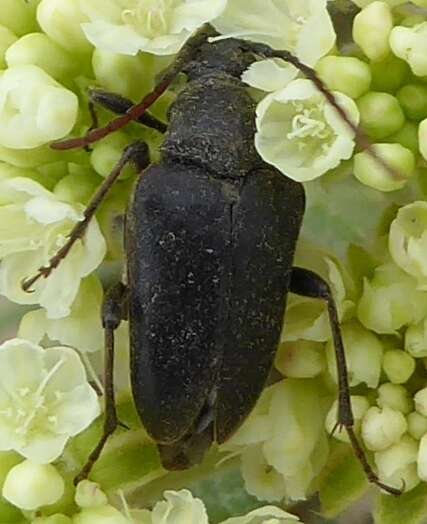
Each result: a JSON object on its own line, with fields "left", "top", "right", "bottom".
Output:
{"left": 213, "top": 0, "right": 335, "bottom": 67}
{"left": 389, "top": 202, "right": 427, "bottom": 289}
{"left": 18, "top": 276, "right": 104, "bottom": 353}
{"left": 80, "top": 0, "right": 227, "bottom": 56}
{"left": 0, "top": 339, "right": 100, "bottom": 464}
{"left": 255, "top": 79, "right": 359, "bottom": 182}
{"left": 0, "top": 177, "right": 106, "bottom": 319}
{"left": 151, "top": 490, "right": 208, "bottom": 524}
{"left": 0, "top": 65, "right": 78, "bottom": 149}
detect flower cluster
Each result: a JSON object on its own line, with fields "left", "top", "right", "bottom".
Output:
{"left": 2, "top": 0, "right": 427, "bottom": 523}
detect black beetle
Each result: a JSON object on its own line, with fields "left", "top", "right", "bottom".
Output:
{"left": 22, "top": 24, "right": 400, "bottom": 495}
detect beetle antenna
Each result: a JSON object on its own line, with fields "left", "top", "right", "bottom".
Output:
{"left": 52, "top": 24, "right": 215, "bottom": 151}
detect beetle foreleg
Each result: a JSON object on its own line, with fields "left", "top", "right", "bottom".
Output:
{"left": 88, "top": 89, "right": 167, "bottom": 133}
{"left": 75, "top": 282, "right": 128, "bottom": 484}
{"left": 22, "top": 141, "right": 150, "bottom": 292}
{"left": 289, "top": 266, "right": 402, "bottom": 496}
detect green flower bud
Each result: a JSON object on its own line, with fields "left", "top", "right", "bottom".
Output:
{"left": 390, "top": 23, "right": 427, "bottom": 77}
{"left": 417, "top": 433, "right": 427, "bottom": 481}
{"left": 397, "top": 84, "right": 427, "bottom": 121}
{"left": 326, "top": 322, "right": 383, "bottom": 388}
{"left": 91, "top": 133, "right": 136, "bottom": 180}
{"left": 405, "top": 319, "right": 427, "bottom": 357}
{"left": 0, "top": 0, "right": 38, "bottom": 36}
{"left": 53, "top": 171, "right": 100, "bottom": 205}
{"left": 377, "top": 383, "right": 413, "bottom": 414}
{"left": 75, "top": 481, "right": 108, "bottom": 509}
{"left": 0, "top": 26, "right": 17, "bottom": 68}
{"left": 382, "top": 350, "right": 416, "bottom": 384}
{"left": 37, "top": 0, "right": 91, "bottom": 55}
{"left": 357, "top": 92, "right": 405, "bottom": 140}
{"left": 316, "top": 56, "right": 371, "bottom": 99}
{"left": 414, "top": 387, "right": 427, "bottom": 417}
{"left": 386, "top": 121, "right": 419, "bottom": 156}
{"left": 92, "top": 49, "right": 156, "bottom": 102}
{"left": 33, "top": 516, "right": 72, "bottom": 524}
{"left": 325, "top": 395, "right": 370, "bottom": 443}
{"left": 358, "top": 263, "right": 427, "bottom": 333}
{"left": 275, "top": 340, "right": 325, "bottom": 378}
{"left": 73, "top": 506, "right": 129, "bottom": 524}
{"left": 2, "top": 461, "right": 64, "bottom": 511}
{"left": 418, "top": 118, "right": 427, "bottom": 161}
{"left": 370, "top": 56, "right": 410, "bottom": 93}
{"left": 353, "top": 2, "right": 393, "bottom": 62}
{"left": 361, "top": 406, "right": 407, "bottom": 451}
{"left": 375, "top": 435, "right": 419, "bottom": 492}
{"left": 6, "top": 33, "right": 76, "bottom": 81}
{"left": 408, "top": 412, "right": 427, "bottom": 440}
{"left": 354, "top": 143, "right": 414, "bottom": 192}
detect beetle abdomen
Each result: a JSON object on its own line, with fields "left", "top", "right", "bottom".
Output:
{"left": 126, "top": 162, "right": 232, "bottom": 444}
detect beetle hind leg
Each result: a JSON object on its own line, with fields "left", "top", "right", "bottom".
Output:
{"left": 74, "top": 282, "right": 128, "bottom": 485}
{"left": 290, "top": 266, "right": 402, "bottom": 497}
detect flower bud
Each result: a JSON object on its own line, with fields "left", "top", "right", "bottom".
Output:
{"left": 370, "top": 56, "right": 410, "bottom": 93}
{"left": 389, "top": 202, "right": 427, "bottom": 287}
{"left": 357, "top": 92, "right": 405, "bottom": 140}
{"left": 387, "top": 121, "right": 419, "bottom": 156}
{"left": 275, "top": 340, "right": 324, "bottom": 378}
{"left": 75, "top": 481, "right": 108, "bottom": 509}
{"left": 34, "top": 516, "right": 72, "bottom": 524}
{"left": 0, "top": 0, "right": 37, "bottom": 36}
{"left": 405, "top": 319, "right": 427, "bottom": 357}
{"left": 241, "top": 447, "right": 286, "bottom": 502}
{"left": 325, "top": 396, "right": 370, "bottom": 443}
{"left": 377, "top": 383, "right": 413, "bottom": 414}
{"left": 382, "top": 350, "right": 415, "bottom": 384}
{"left": 2, "top": 461, "right": 64, "bottom": 510}
{"left": 418, "top": 118, "right": 427, "bottom": 161}
{"left": 0, "top": 25, "right": 17, "bottom": 68}
{"left": 418, "top": 433, "right": 427, "bottom": 481}
{"left": 375, "top": 435, "right": 419, "bottom": 492}
{"left": 37, "top": 0, "right": 91, "bottom": 54}
{"left": 53, "top": 171, "right": 100, "bottom": 205}
{"left": 358, "top": 263, "right": 427, "bottom": 333}
{"left": 326, "top": 322, "right": 383, "bottom": 388}
{"left": 73, "top": 506, "right": 129, "bottom": 524}
{"left": 361, "top": 406, "right": 407, "bottom": 451}
{"left": 316, "top": 56, "right": 371, "bottom": 99}
{"left": 91, "top": 133, "right": 136, "bottom": 180}
{"left": 390, "top": 23, "right": 427, "bottom": 77}
{"left": 353, "top": 143, "right": 414, "bottom": 192}
{"left": 6, "top": 33, "right": 76, "bottom": 81}
{"left": 414, "top": 387, "right": 427, "bottom": 417}
{"left": 408, "top": 412, "right": 427, "bottom": 440}
{"left": 397, "top": 83, "right": 427, "bottom": 121}
{"left": 353, "top": 2, "right": 393, "bottom": 62}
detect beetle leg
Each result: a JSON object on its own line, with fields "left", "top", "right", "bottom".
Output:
{"left": 75, "top": 282, "right": 128, "bottom": 484}
{"left": 21, "top": 141, "right": 150, "bottom": 292}
{"left": 289, "top": 266, "right": 402, "bottom": 496}
{"left": 88, "top": 89, "right": 167, "bottom": 133}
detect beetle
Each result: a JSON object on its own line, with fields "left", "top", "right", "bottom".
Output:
{"left": 22, "top": 24, "right": 400, "bottom": 494}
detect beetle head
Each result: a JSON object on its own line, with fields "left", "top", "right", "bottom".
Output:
{"left": 183, "top": 38, "right": 256, "bottom": 81}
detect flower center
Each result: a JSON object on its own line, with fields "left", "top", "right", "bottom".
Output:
{"left": 121, "top": 0, "right": 174, "bottom": 39}
{"left": 0, "top": 358, "right": 66, "bottom": 443}
{"left": 286, "top": 101, "right": 333, "bottom": 152}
